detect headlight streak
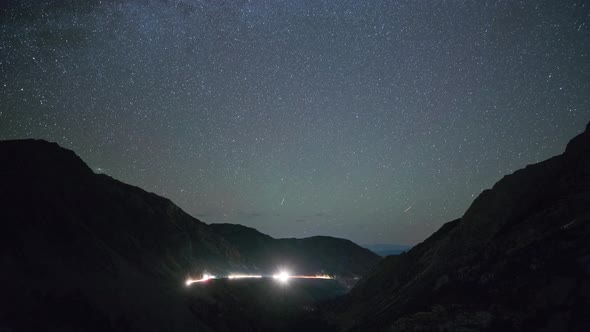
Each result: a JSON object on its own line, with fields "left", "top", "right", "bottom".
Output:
{"left": 185, "top": 272, "right": 333, "bottom": 286}
{"left": 290, "top": 274, "right": 333, "bottom": 280}
{"left": 185, "top": 273, "right": 216, "bottom": 286}
{"left": 272, "top": 271, "right": 291, "bottom": 283}
{"left": 228, "top": 274, "right": 263, "bottom": 279}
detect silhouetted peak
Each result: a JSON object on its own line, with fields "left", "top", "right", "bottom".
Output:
{"left": 564, "top": 121, "right": 590, "bottom": 156}
{"left": 331, "top": 123, "right": 590, "bottom": 331}
{"left": 0, "top": 139, "right": 93, "bottom": 178}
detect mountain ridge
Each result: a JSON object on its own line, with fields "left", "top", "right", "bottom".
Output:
{"left": 0, "top": 138, "right": 379, "bottom": 331}
{"left": 326, "top": 123, "right": 590, "bottom": 331}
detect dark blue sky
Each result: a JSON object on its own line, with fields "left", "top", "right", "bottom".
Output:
{"left": 1, "top": 0, "right": 589, "bottom": 244}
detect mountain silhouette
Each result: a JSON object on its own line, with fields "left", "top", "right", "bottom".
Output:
{"left": 326, "top": 123, "right": 590, "bottom": 331}
{"left": 3, "top": 120, "right": 589, "bottom": 331}
{"left": 0, "top": 139, "right": 378, "bottom": 331}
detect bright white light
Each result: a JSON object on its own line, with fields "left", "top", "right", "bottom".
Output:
{"left": 273, "top": 271, "right": 290, "bottom": 283}
{"left": 186, "top": 271, "right": 336, "bottom": 287}
{"left": 185, "top": 273, "right": 216, "bottom": 286}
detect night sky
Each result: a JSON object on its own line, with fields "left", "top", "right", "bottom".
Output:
{"left": 1, "top": 0, "right": 589, "bottom": 244}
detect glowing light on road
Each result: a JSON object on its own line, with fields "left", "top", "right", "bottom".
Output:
{"left": 185, "top": 272, "right": 334, "bottom": 286}
{"left": 291, "top": 274, "right": 333, "bottom": 280}
{"left": 185, "top": 273, "right": 216, "bottom": 286}
{"left": 228, "top": 274, "right": 263, "bottom": 279}
{"left": 273, "top": 271, "right": 291, "bottom": 283}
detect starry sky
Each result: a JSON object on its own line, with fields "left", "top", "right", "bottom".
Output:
{"left": 1, "top": 0, "right": 589, "bottom": 245}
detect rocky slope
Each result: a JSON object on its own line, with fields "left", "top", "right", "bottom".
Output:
{"left": 0, "top": 139, "right": 378, "bottom": 331}
{"left": 327, "top": 124, "right": 590, "bottom": 331}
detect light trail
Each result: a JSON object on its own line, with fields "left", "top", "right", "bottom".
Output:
{"left": 185, "top": 273, "right": 216, "bottom": 286}
{"left": 272, "top": 271, "right": 291, "bottom": 283}
{"left": 185, "top": 272, "right": 334, "bottom": 286}
{"left": 228, "top": 274, "right": 263, "bottom": 279}
{"left": 290, "top": 274, "right": 333, "bottom": 280}
{"left": 272, "top": 271, "right": 334, "bottom": 283}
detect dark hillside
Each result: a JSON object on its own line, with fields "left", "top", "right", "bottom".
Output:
{"left": 0, "top": 139, "right": 378, "bottom": 331}
{"left": 328, "top": 123, "right": 590, "bottom": 331}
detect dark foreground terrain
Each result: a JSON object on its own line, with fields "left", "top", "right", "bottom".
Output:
{"left": 325, "top": 124, "right": 590, "bottom": 331}
{"left": 186, "top": 278, "right": 345, "bottom": 331}
{"left": 1, "top": 122, "right": 589, "bottom": 331}
{"left": 0, "top": 138, "right": 376, "bottom": 331}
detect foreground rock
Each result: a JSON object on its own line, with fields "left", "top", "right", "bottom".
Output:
{"left": 328, "top": 123, "right": 590, "bottom": 331}
{"left": 0, "top": 139, "right": 378, "bottom": 331}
